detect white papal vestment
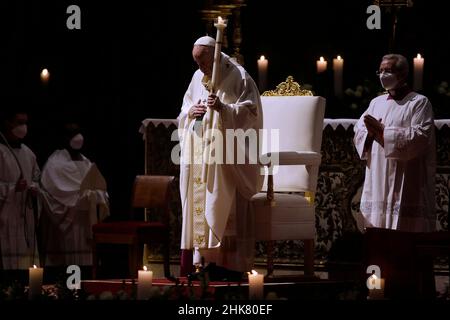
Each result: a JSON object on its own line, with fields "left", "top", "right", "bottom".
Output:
{"left": 178, "top": 53, "right": 263, "bottom": 272}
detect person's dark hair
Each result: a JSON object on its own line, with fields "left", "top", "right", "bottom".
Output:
{"left": 0, "top": 96, "right": 29, "bottom": 131}
{"left": 63, "top": 122, "right": 81, "bottom": 139}
{"left": 60, "top": 121, "right": 85, "bottom": 149}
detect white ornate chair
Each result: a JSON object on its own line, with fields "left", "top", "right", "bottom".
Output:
{"left": 251, "top": 76, "right": 326, "bottom": 277}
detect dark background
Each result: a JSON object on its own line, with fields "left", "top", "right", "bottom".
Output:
{"left": 1, "top": 0, "right": 449, "bottom": 215}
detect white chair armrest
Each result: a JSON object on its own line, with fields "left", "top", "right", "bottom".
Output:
{"left": 261, "top": 151, "right": 321, "bottom": 166}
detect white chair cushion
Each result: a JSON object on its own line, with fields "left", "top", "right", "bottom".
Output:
{"left": 260, "top": 96, "right": 325, "bottom": 192}
{"left": 251, "top": 193, "right": 315, "bottom": 241}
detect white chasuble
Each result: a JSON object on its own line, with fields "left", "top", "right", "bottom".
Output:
{"left": 178, "top": 53, "right": 263, "bottom": 271}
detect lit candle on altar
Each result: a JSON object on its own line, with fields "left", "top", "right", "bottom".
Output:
{"left": 333, "top": 55, "right": 344, "bottom": 97}
{"left": 257, "top": 55, "right": 268, "bottom": 92}
{"left": 367, "top": 274, "right": 385, "bottom": 300}
{"left": 317, "top": 56, "right": 327, "bottom": 73}
{"left": 40, "top": 68, "right": 50, "bottom": 84}
{"left": 137, "top": 266, "right": 153, "bottom": 300}
{"left": 248, "top": 270, "right": 264, "bottom": 300}
{"left": 413, "top": 53, "right": 424, "bottom": 91}
{"left": 29, "top": 265, "right": 43, "bottom": 299}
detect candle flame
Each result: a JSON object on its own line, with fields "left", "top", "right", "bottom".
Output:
{"left": 143, "top": 266, "right": 147, "bottom": 271}
{"left": 337, "top": 55, "right": 342, "bottom": 60}
{"left": 40, "top": 68, "right": 50, "bottom": 82}
{"left": 247, "top": 270, "right": 258, "bottom": 275}
{"left": 417, "top": 53, "right": 422, "bottom": 59}
{"left": 320, "top": 57, "right": 325, "bottom": 62}
{"left": 369, "top": 273, "right": 379, "bottom": 287}
{"left": 218, "top": 16, "right": 224, "bottom": 23}
{"left": 259, "top": 55, "right": 266, "bottom": 61}
{"left": 33, "top": 265, "right": 37, "bottom": 269}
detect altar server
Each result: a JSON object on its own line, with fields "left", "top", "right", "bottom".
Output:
{"left": 354, "top": 54, "right": 436, "bottom": 232}
{"left": 0, "top": 107, "right": 40, "bottom": 270}
{"left": 40, "top": 122, "right": 109, "bottom": 266}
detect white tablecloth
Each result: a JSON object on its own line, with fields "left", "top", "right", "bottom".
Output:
{"left": 140, "top": 118, "right": 450, "bottom": 136}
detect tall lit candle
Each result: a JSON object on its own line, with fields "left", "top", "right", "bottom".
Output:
{"left": 413, "top": 53, "right": 424, "bottom": 91}
{"left": 333, "top": 55, "right": 344, "bottom": 97}
{"left": 367, "top": 274, "right": 385, "bottom": 300}
{"left": 40, "top": 68, "right": 50, "bottom": 84}
{"left": 137, "top": 266, "right": 153, "bottom": 300}
{"left": 316, "top": 56, "right": 327, "bottom": 73}
{"left": 29, "top": 265, "right": 43, "bottom": 299}
{"left": 202, "top": 16, "right": 228, "bottom": 183}
{"left": 211, "top": 16, "right": 227, "bottom": 92}
{"left": 257, "top": 55, "right": 268, "bottom": 92}
{"left": 248, "top": 270, "right": 264, "bottom": 300}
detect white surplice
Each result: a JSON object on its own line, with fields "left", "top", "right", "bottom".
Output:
{"left": 178, "top": 53, "right": 263, "bottom": 271}
{"left": 0, "top": 143, "right": 40, "bottom": 270}
{"left": 354, "top": 92, "right": 436, "bottom": 232}
{"left": 40, "top": 149, "right": 109, "bottom": 266}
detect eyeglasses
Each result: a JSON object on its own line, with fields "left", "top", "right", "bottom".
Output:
{"left": 376, "top": 69, "right": 395, "bottom": 76}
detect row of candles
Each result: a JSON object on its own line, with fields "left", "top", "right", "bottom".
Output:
{"left": 257, "top": 53, "right": 425, "bottom": 94}
{"left": 27, "top": 265, "right": 266, "bottom": 300}
{"left": 28, "top": 265, "right": 156, "bottom": 300}
{"left": 29, "top": 265, "right": 385, "bottom": 300}
{"left": 29, "top": 266, "right": 386, "bottom": 300}
{"left": 40, "top": 54, "right": 424, "bottom": 97}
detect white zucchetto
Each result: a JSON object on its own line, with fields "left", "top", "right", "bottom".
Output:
{"left": 194, "top": 36, "right": 215, "bottom": 47}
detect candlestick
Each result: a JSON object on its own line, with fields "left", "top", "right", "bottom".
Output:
{"left": 40, "top": 68, "right": 50, "bottom": 84}
{"left": 137, "top": 266, "right": 153, "bottom": 300}
{"left": 248, "top": 270, "right": 264, "bottom": 300}
{"left": 333, "top": 55, "right": 344, "bottom": 97}
{"left": 367, "top": 274, "right": 385, "bottom": 300}
{"left": 413, "top": 53, "right": 424, "bottom": 91}
{"left": 316, "top": 56, "right": 327, "bottom": 73}
{"left": 29, "top": 265, "right": 43, "bottom": 299}
{"left": 211, "top": 16, "right": 228, "bottom": 92}
{"left": 202, "top": 16, "right": 228, "bottom": 183}
{"left": 257, "top": 55, "right": 268, "bottom": 93}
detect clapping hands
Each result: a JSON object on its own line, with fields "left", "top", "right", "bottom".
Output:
{"left": 364, "top": 114, "right": 384, "bottom": 147}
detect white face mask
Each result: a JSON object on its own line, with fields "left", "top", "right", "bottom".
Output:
{"left": 70, "top": 133, "right": 84, "bottom": 150}
{"left": 11, "top": 124, "right": 28, "bottom": 139}
{"left": 379, "top": 72, "right": 398, "bottom": 90}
